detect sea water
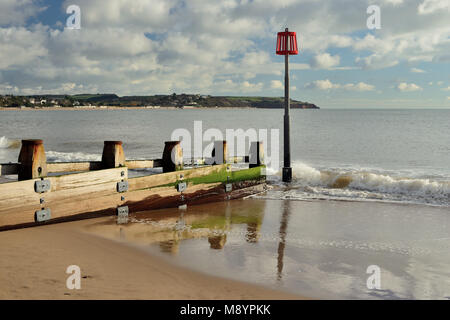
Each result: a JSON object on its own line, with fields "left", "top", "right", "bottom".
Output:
{"left": 1, "top": 108, "right": 449, "bottom": 207}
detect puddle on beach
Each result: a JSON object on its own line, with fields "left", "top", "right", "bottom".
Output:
{"left": 83, "top": 198, "right": 450, "bottom": 299}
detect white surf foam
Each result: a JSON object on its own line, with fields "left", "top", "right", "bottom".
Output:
{"left": 264, "top": 162, "right": 450, "bottom": 207}
{"left": 0, "top": 136, "right": 20, "bottom": 149}
{"left": 46, "top": 150, "right": 101, "bottom": 162}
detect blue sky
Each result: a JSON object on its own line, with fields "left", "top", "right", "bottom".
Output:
{"left": 0, "top": 0, "right": 449, "bottom": 108}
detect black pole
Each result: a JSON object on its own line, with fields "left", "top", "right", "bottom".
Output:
{"left": 282, "top": 28, "right": 292, "bottom": 183}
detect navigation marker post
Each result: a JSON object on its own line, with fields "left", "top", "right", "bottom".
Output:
{"left": 276, "top": 28, "right": 299, "bottom": 183}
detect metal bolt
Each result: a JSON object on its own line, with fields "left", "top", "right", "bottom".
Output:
{"left": 121, "top": 196, "right": 125, "bottom": 201}
{"left": 40, "top": 198, "right": 45, "bottom": 204}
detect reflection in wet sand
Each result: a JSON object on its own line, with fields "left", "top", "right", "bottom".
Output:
{"left": 82, "top": 199, "right": 450, "bottom": 299}
{"left": 277, "top": 200, "right": 291, "bottom": 281}
{"left": 83, "top": 200, "right": 265, "bottom": 253}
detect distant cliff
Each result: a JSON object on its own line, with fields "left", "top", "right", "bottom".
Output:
{"left": 0, "top": 93, "right": 319, "bottom": 109}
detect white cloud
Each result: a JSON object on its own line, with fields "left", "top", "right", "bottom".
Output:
{"left": 442, "top": 86, "right": 450, "bottom": 91}
{"left": 270, "top": 80, "right": 283, "bottom": 89}
{"left": 242, "top": 80, "right": 264, "bottom": 92}
{"left": 397, "top": 82, "right": 423, "bottom": 92}
{"left": 214, "top": 79, "right": 263, "bottom": 93}
{"left": 0, "top": 0, "right": 449, "bottom": 100}
{"left": 355, "top": 54, "right": 399, "bottom": 70}
{"left": 418, "top": 0, "right": 449, "bottom": 15}
{"left": 309, "top": 53, "right": 340, "bottom": 69}
{"left": 0, "top": 0, "right": 43, "bottom": 26}
{"left": 305, "top": 79, "right": 340, "bottom": 90}
{"left": 411, "top": 67, "right": 426, "bottom": 73}
{"left": 343, "top": 82, "right": 375, "bottom": 91}
{"left": 305, "top": 79, "right": 375, "bottom": 91}
{"left": 0, "top": 26, "right": 48, "bottom": 69}
{"left": 382, "top": 0, "right": 405, "bottom": 5}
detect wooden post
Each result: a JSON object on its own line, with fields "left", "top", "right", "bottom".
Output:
{"left": 211, "top": 140, "right": 228, "bottom": 165}
{"left": 208, "top": 234, "right": 227, "bottom": 249}
{"left": 249, "top": 141, "right": 264, "bottom": 168}
{"left": 162, "top": 141, "right": 183, "bottom": 172}
{"left": 18, "top": 139, "right": 48, "bottom": 181}
{"left": 102, "top": 141, "right": 125, "bottom": 168}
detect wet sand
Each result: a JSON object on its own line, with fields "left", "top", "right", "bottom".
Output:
{"left": 77, "top": 198, "right": 450, "bottom": 299}
{"left": 0, "top": 215, "right": 302, "bottom": 300}
{"left": 1, "top": 197, "right": 449, "bottom": 300}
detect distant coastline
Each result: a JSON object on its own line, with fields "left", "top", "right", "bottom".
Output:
{"left": 0, "top": 93, "right": 319, "bottom": 110}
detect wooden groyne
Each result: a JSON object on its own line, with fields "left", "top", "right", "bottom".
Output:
{"left": 0, "top": 139, "right": 266, "bottom": 231}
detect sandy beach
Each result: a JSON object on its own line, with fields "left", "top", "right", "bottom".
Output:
{"left": 0, "top": 214, "right": 302, "bottom": 300}
{"left": 2, "top": 196, "right": 449, "bottom": 300}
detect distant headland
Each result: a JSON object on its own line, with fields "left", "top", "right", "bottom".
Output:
{"left": 0, "top": 93, "right": 319, "bottom": 109}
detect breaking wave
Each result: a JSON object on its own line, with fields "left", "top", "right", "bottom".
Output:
{"left": 46, "top": 150, "right": 101, "bottom": 162}
{"left": 265, "top": 162, "right": 450, "bottom": 207}
{"left": 0, "top": 136, "right": 20, "bottom": 149}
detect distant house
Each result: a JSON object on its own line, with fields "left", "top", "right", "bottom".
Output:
{"left": 40, "top": 99, "right": 47, "bottom": 105}
{"left": 29, "top": 98, "right": 35, "bottom": 104}
{"left": 73, "top": 101, "right": 80, "bottom": 106}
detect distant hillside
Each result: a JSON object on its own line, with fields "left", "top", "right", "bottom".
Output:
{"left": 72, "top": 94, "right": 119, "bottom": 102}
{"left": 0, "top": 93, "right": 319, "bottom": 109}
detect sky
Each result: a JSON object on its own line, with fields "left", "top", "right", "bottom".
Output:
{"left": 0, "top": 0, "right": 449, "bottom": 108}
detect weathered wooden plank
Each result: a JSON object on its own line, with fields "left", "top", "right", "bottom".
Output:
{"left": 47, "top": 161, "right": 103, "bottom": 173}
{"left": 46, "top": 159, "right": 162, "bottom": 173}
{"left": 0, "top": 168, "right": 127, "bottom": 216}
{"left": 0, "top": 179, "right": 41, "bottom": 209}
{"left": 49, "top": 167, "right": 127, "bottom": 191}
{"left": 125, "top": 180, "right": 265, "bottom": 213}
{"left": 0, "top": 168, "right": 126, "bottom": 201}
{"left": 0, "top": 207, "right": 39, "bottom": 229}
{"left": 126, "top": 159, "right": 162, "bottom": 169}
{"left": 48, "top": 193, "right": 124, "bottom": 221}
{"left": 128, "top": 164, "right": 228, "bottom": 191}
{"left": 0, "top": 163, "right": 19, "bottom": 176}
{"left": 44, "top": 181, "right": 119, "bottom": 203}
{"left": 125, "top": 183, "right": 221, "bottom": 213}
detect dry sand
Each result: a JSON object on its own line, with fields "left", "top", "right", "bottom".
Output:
{"left": 0, "top": 219, "right": 303, "bottom": 300}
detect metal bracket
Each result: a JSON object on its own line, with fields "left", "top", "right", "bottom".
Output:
{"left": 117, "top": 206, "right": 129, "bottom": 217}
{"left": 35, "top": 208, "right": 51, "bottom": 222}
{"left": 117, "top": 181, "right": 129, "bottom": 193}
{"left": 35, "top": 179, "right": 51, "bottom": 193}
{"left": 177, "top": 181, "right": 187, "bottom": 192}
{"left": 225, "top": 183, "right": 232, "bottom": 193}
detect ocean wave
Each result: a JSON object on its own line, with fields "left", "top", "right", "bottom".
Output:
{"left": 265, "top": 162, "right": 450, "bottom": 207}
{"left": 0, "top": 136, "right": 20, "bottom": 149}
{"left": 46, "top": 150, "right": 101, "bottom": 162}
